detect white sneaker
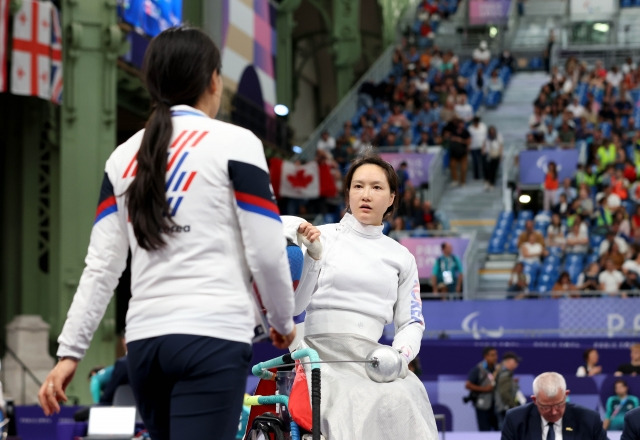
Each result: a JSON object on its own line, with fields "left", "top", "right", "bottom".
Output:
{"left": 484, "top": 182, "right": 490, "bottom": 190}
{"left": 450, "top": 181, "right": 459, "bottom": 187}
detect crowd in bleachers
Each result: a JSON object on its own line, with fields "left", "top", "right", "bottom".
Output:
{"left": 489, "top": 55, "right": 640, "bottom": 298}
{"left": 307, "top": 0, "right": 512, "bottom": 229}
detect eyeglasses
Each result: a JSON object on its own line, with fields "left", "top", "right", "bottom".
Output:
{"left": 536, "top": 400, "right": 566, "bottom": 412}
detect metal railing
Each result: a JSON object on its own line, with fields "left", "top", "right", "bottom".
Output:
{"left": 463, "top": 230, "right": 480, "bottom": 299}
{"left": 2, "top": 346, "right": 41, "bottom": 405}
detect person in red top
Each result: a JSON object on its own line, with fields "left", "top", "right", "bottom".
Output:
{"left": 543, "top": 161, "right": 559, "bottom": 212}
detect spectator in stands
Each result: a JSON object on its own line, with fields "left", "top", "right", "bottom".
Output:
{"left": 599, "top": 226, "right": 630, "bottom": 257}
{"left": 501, "top": 371, "right": 607, "bottom": 440}
{"left": 567, "top": 96, "right": 586, "bottom": 119}
{"left": 597, "top": 137, "right": 617, "bottom": 173}
{"left": 472, "top": 40, "right": 491, "bottom": 66}
{"left": 551, "top": 271, "right": 578, "bottom": 298}
{"left": 414, "top": 200, "right": 439, "bottom": 230}
{"left": 620, "top": 269, "right": 640, "bottom": 294}
{"left": 576, "top": 348, "right": 602, "bottom": 377}
{"left": 468, "top": 116, "right": 487, "bottom": 181}
{"left": 623, "top": 251, "right": 640, "bottom": 277}
{"left": 546, "top": 213, "right": 566, "bottom": 250}
{"left": 317, "top": 129, "right": 336, "bottom": 156}
{"left": 543, "top": 161, "right": 560, "bottom": 212}
{"left": 483, "top": 125, "right": 503, "bottom": 191}
{"left": 599, "top": 258, "right": 625, "bottom": 295}
{"left": 542, "top": 120, "right": 559, "bottom": 148}
{"left": 553, "top": 193, "right": 571, "bottom": 219}
{"left": 517, "top": 219, "right": 545, "bottom": 250}
{"left": 471, "top": 66, "right": 485, "bottom": 92}
{"left": 498, "top": 50, "right": 514, "bottom": 71}
{"left": 454, "top": 93, "right": 474, "bottom": 123}
{"left": 360, "top": 106, "right": 382, "bottom": 128}
{"left": 576, "top": 186, "right": 595, "bottom": 218}
{"left": 465, "top": 346, "right": 499, "bottom": 431}
{"left": 565, "top": 219, "right": 590, "bottom": 254}
{"left": 519, "top": 232, "right": 544, "bottom": 265}
{"left": 495, "top": 352, "right": 523, "bottom": 430}
{"left": 577, "top": 262, "right": 602, "bottom": 293}
{"left": 606, "top": 66, "right": 624, "bottom": 90}
{"left": 615, "top": 343, "right": 640, "bottom": 376}
{"left": 558, "top": 120, "right": 576, "bottom": 149}
{"left": 557, "top": 177, "right": 577, "bottom": 202}
{"left": 603, "top": 379, "right": 640, "bottom": 431}
{"left": 507, "top": 262, "right": 530, "bottom": 297}
{"left": 396, "top": 161, "right": 411, "bottom": 200}
{"left": 431, "top": 241, "right": 463, "bottom": 298}
{"left": 488, "top": 69, "right": 505, "bottom": 94}
{"left": 600, "top": 240, "right": 626, "bottom": 271}
{"left": 388, "top": 103, "right": 411, "bottom": 131}
{"left": 446, "top": 118, "right": 471, "bottom": 187}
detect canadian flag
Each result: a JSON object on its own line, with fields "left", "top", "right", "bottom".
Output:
{"left": 11, "top": 0, "right": 53, "bottom": 100}
{"left": 270, "top": 158, "right": 337, "bottom": 200}
{"left": 0, "top": 0, "right": 9, "bottom": 92}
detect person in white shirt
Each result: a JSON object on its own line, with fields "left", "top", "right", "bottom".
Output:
{"left": 283, "top": 154, "right": 438, "bottom": 439}
{"left": 454, "top": 93, "right": 474, "bottom": 123}
{"left": 566, "top": 97, "right": 585, "bottom": 119}
{"left": 501, "top": 372, "right": 607, "bottom": 440}
{"left": 317, "top": 130, "right": 336, "bottom": 156}
{"left": 599, "top": 258, "right": 625, "bottom": 294}
{"left": 565, "top": 221, "right": 589, "bottom": 254}
{"left": 606, "top": 66, "right": 623, "bottom": 89}
{"left": 473, "top": 40, "right": 491, "bottom": 65}
{"left": 519, "top": 233, "right": 543, "bottom": 265}
{"left": 37, "top": 27, "right": 296, "bottom": 440}
{"left": 468, "top": 116, "right": 488, "bottom": 181}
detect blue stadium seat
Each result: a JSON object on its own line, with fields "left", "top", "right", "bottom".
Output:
{"left": 585, "top": 252, "right": 600, "bottom": 265}
{"left": 600, "top": 121, "right": 612, "bottom": 138}
{"left": 565, "top": 253, "right": 585, "bottom": 266}
{"left": 630, "top": 88, "right": 640, "bottom": 104}
{"left": 485, "top": 90, "right": 502, "bottom": 108}
{"left": 518, "top": 210, "right": 534, "bottom": 220}
{"left": 589, "top": 234, "right": 604, "bottom": 250}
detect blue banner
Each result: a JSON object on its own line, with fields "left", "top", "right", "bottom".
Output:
{"left": 519, "top": 149, "right": 579, "bottom": 185}
{"left": 384, "top": 298, "right": 640, "bottom": 340}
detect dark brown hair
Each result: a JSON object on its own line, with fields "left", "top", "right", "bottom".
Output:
{"left": 343, "top": 153, "right": 399, "bottom": 220}
{"left": 126, "top": 27, "right": 221, "bottom": 250}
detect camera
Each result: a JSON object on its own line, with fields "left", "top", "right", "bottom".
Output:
{"left": 463, "top": 392, "right": 478, "bottom": 404}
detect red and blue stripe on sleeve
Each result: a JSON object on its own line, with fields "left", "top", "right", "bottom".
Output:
{"left": 228, "top": 160, "right": 280, "bottom": 222}
{"left": 94, "top": 172, "right": 118, "bottom": 224}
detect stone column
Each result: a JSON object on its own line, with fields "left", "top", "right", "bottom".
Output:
{"left": 3, "top": 316, "right": 55, "bottom": 405}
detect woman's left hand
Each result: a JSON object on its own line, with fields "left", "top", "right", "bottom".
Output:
{"left": 38, "top": 358, "right": 78, "bottom": 416}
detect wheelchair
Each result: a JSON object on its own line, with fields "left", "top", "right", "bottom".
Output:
{"left": 243, "top": 348, "right": 322, "bottom": 440}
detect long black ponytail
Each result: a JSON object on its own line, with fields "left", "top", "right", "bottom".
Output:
{"left": 126, "top": 27, "right": 221, "bottom": 250}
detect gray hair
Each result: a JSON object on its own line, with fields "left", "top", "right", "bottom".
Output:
{"left": 533, "top": 372, "right": 566, "bottom": 398}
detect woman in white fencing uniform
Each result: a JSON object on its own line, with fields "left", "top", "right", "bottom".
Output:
{"left": 283, "top": 153, "right": 438, "bottom": 439}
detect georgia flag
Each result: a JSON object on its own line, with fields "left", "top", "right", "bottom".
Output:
{"left": 11, "top": 0, "right": 53, "bottom": 100}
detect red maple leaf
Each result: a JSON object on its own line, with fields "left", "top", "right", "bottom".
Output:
{"left": 287, "top": 169, "right": 313, "bottom": 188}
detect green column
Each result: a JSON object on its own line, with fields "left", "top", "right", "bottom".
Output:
{"left": 56, "top": 0, "right": 126, "bottom": 402}
{"left": 275, "top": 0, "right": 302, "bottom": 112}
{"left": 332, "top": 0, "right": 361, "bottom": 100}
{"left": 378, "top": 0, "right": 413, "bottom": 47}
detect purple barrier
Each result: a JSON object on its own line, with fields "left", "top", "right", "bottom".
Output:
{"left": 519, "top": 149, "right": 579, "bottom": 184}
{"left": 399, "top": 237, "right": 469, "bottom": 279}
{"left": 379, "top": 152, "right": 434, "bottom": 187}
{"left": 14, "top": 405, "right": 81, "bottom": 440}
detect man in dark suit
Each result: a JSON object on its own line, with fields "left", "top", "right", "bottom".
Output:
{"left": 622, "top": 406, "right": 640, "bottom": 440}
{"left": 501, "top": 372, "right": 607, "bottom": 440}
